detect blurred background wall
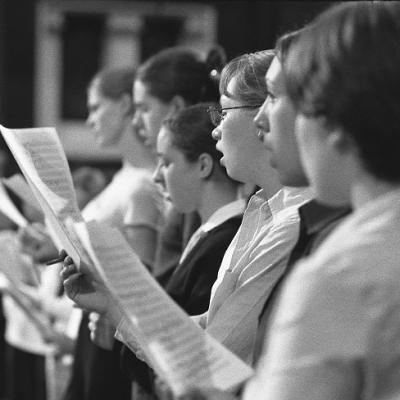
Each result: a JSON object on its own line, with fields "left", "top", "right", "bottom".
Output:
{"left": 0, "top": 0, "right": 335, "bottom": 174}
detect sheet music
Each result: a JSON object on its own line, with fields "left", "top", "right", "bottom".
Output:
{"left": 0, "top": 180, "right": 28, "bottom": 227}
{"left": 74, "top": 220, "right": 253, "bottom": 396}
{"left": 0, "top": 125, "right": 82, "bottom": 222}
{"left": 0, "top": 125, "right": 85, "bottom": 265}
{"left": 2, "top": 173, "right": 42, "bottom": 212}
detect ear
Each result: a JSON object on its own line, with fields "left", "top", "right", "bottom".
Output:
{"left": 170, "top": 95, "right": 187, "bottom": 113}
{"left": 328, "top": 129, "right": 357, "bottom": 156}
{"left": 197, "top": 153, "right": 214, "bottom": 179}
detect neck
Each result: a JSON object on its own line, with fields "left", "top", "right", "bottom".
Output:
{"left": 197, "top": 179, "right": 239, "bottom": 223}
{"left": 118, "top": 121, "right": 156, "bottom": 170}
{"left": 352, "top": 172, "right": 400, "bottom": 210}
{"left": 257, "top": 166, "right": 282, "bottom": 200}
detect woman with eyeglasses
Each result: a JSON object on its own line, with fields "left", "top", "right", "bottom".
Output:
{"left": 194, "top": 50, "right": 312, "bottom": 365}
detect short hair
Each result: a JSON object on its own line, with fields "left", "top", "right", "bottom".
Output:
{"left": 219, "top": 50, "right": 275, "bottom": 104}
{"left": 284, "top": 1, "right": 400, "bottom": 182}
{"left": 137, "top": 46, "right": 226, "bottom": 105}
{"left": 162, "top": 102, "right": 222, "bottom": 164}
{"left": 275, "top": 29, "right": 304, "bottom": 64}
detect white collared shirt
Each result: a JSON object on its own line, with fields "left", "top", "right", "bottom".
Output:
{"left": 203, "top": 187, "right": 312, "bottom": 364}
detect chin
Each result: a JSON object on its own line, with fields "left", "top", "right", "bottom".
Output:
{"left": 224, "top": 165, "right": 241, "bottom": 182}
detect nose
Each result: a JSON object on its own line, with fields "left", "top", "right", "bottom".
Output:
{"left": 254, "top": 102, "right": 269, "bottom": 133}
{"left": 212, "top": 127, "right": 222, "bottom": 141}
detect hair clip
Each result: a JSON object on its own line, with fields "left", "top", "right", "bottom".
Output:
{"left": 210, "top": 69, "right": 220, "bottom": 79}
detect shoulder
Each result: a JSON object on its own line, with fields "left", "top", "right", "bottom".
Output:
{"left": 125, "top": 171, "right": 162, "bottom": 202}
{"left": 287, "top": 211, "right": 400, "bottom": 319}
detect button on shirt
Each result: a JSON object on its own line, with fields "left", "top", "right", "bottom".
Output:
{"left": 203, "top": 187, "right": 312, "bottom": 364}
{"left": 243, "top": 189, "right": 400, "bottom": 400}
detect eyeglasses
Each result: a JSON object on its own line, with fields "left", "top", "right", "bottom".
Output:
{"left": 207, "top": 104, "right": 262, "bottom": 127}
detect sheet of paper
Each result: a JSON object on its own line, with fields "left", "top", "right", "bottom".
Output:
{"left": 0, "top": 180, "right": 28, "bottom": 227}
{"left": 0, "top": 125, "right": 82, "bottom": 222}
{"left": 74, "top": 221, "right": 253, "bottom": 396}
{"left": 0, "top": 125, "right": 85, "bottom": 265}
{"left": 2, "top": 173, "right": 42, "bottom": 212}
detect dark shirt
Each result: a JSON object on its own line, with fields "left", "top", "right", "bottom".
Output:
{"left": 63, "top": 313, "right": 131, "bottom": 400}
{"left": 165, "top": 215, "right": 243, "bottom": 315}
{"left": 153, "top": 209, "right": 201, "bottom": 286}
{"left": 252, "top": 200, "right": 351, "bottom": 365}
{"left": 120, "top": 215, "right": 243, "bottom": 394}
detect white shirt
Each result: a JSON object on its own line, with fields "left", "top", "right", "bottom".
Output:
{"left": 202, "top": 187, "right": 312, "bottom": 364}
{"left": 244, "top": 188, "right": 400, "bottom": 400}
{"left": 82, "top": 163, "right": 164, "bottom": 230}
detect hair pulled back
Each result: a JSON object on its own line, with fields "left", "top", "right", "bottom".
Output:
{"left": 136, "top": 46, "right": 226, "bottom": 105}
{"left": 163, "top": 102, "right": 223, "bottom": 165}
{"left": 89, "top": 67, "right": 135, "bottom": 100}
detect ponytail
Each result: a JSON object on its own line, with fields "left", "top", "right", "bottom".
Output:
{"left": 201, "top": 45, "right": 227, "bottom": 102}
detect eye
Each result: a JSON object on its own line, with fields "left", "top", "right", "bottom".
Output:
{"left": 221, "top": 110, "right": 227, "bottom": 120}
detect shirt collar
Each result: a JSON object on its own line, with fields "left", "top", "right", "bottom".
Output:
{"left": 298, "top": 199, "right": 351, "bottom": 236}
{"left": 268, "top": 187, "right": 313, "bottom": 216}
{"left": 202, "top": 198, "right": 246, "bottom": 233}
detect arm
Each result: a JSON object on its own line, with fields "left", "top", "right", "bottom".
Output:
{"left": 121, "top": 179, "right": 164, "bottom": 270}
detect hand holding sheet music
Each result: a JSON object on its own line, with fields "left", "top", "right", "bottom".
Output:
{"left": 72, "top": 221, "right": 253, "bottom": 397}
{"left": 1, "top": 124, "right": 253, "bottom": 395}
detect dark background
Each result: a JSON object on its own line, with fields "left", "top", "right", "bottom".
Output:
{"left": 0, "top": 0, "right": 335, "bottom": 175}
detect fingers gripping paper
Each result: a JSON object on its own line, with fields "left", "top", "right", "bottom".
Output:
{"left": 73, "top": 220, "right": 253, "bottom": 397}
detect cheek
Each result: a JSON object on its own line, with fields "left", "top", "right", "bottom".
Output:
{"left": 164, "top": 166, "right": 183, "bottom": 194}
{"left": 220, "top": 122, "right": 242, "bottom": 154}
{"left": 149, "top": 112, "right": 165, "bottom": 137}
